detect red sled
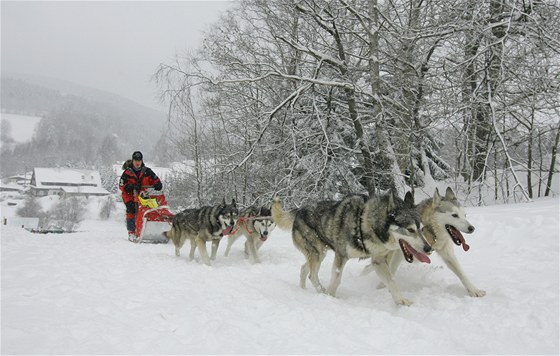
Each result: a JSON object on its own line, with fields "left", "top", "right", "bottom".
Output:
{"left": 135, "top": 193, "right": 174, "bottom": 243}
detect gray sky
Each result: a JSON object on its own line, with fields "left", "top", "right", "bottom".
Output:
{"left": 1, "top": 1, "right": 231, "bottom": 111}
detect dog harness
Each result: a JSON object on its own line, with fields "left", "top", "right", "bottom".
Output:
{"left": 354, "top": 206, "right": 369, "bottom": 254}
{"left": 228, "top": 216, "right": 256, "bottom": 236}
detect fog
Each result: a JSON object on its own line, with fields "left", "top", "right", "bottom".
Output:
{"left": 1, "top": 1, "right": 231, "bottom": 111}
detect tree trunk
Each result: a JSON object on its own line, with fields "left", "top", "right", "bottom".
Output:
{"left": 527, "top": 128, "right": 533, "bottom": 199}
{"left": 545, "top": 124, "right": 560, "bottom": 197}
{"left": 461, "top": 15, "right": 480, "bottom": 182}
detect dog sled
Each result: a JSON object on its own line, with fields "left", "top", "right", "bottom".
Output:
{"left": 134, "top": 190, "right": 174, "bottom": 244}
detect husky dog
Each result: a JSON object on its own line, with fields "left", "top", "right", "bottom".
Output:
{"left": 164, "top": 199, "right": 238, "bottom": 266}
{"left": 365, "top": 187, "right": 485, "bottom": 297}
{"left": 272, "top": 193, "right": 432, "bottom": 306}
{"left": 223, "top": 206, "right": 276, "bottom": 264}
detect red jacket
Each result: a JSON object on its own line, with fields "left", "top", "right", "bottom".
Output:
{"left": 119, "top": 164, "right": 161, "bottom": 204}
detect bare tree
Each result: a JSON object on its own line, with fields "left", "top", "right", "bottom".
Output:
{"left": 49, "top": 197, "right": 86, "bottom": 232}
{"left": 154, "top": 0, "right": 560, "bottom": 207}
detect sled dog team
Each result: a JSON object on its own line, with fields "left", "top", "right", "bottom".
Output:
{"left": 164, "top": 187, "right": 485, "bottom": 305}
{"left": 165, "top": 203, "right": 275, "bottom": 265}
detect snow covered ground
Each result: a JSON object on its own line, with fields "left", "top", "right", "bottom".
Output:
{"left": 1, "top": 197, "right": 558, "bottom": 354}
{"left": 0, "top": 113, "right": 42, "bottom": 144}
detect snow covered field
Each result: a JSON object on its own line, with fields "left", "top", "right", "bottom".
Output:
{"left": 0, "top": 113, "right": 42, "bottom": 143}
{"left": 1, "top": 197, "right": 559, "bottom": 354}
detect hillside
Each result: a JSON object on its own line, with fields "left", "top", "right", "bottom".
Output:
{"left": 0, "top": 75, "right": 167, "bottom": 176}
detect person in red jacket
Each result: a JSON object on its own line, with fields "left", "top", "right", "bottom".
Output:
{"left": 119, "top": 151, "right": 162, "bottom": 241}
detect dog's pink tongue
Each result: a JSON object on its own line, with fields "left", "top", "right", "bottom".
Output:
{"left": 455, "top": 230, "right": 470, "bottom": 252}
{"left": 223, "top": 226, "right": 233, "bottom": 235}
{"left": 260, "top": 235, "right": 268, "bottom": 242}
{"left": 408, "top": 243, "right": 431, "bottom": 264}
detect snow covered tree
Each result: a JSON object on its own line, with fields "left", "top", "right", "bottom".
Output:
{"left": 16, "top": 195, "right": 44, "bottom": 218}
{"left": 48, "top": 197, "right": 86, "bottom": 232}
{"left": 96, "top": 134, "right": 122, "bottom": 166}
{"left": 156, "top": 0, "right": 560, "bottom": 205}
{"left": 98, "top": 195, "right": 116, "bottom": 220}
{"left": 1, "top": 119, "right": 14, "bottom": 144}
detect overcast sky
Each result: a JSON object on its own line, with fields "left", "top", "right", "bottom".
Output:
{"left": 1, "top": 1, "right": 232, "bottom": 111}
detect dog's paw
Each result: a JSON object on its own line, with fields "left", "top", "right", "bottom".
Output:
{"left": 395, "top": 298, "right": 413, "bottom": 306}
{"left": 468, "top": 289, "right": 486, "bottom": 297}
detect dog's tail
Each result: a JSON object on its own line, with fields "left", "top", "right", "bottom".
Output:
{"left": 162, "top": 223, "right": 176, "bottom": 241}
{"left": 271, "top": 198, "right": 295, "bottom": 230}
{"left": 162, "top": 230, "right": 171, "bottom": 240}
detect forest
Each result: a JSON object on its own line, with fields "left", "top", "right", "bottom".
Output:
{"left": 156, "top": 0, "right": 560, "bottom": 208}
{"left": 0, "top": 77, "right": 166, "bottom": 181}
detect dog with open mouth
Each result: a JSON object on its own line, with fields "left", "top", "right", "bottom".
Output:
{"left": 272, "top": 192, "right": 432, "bottom": 306}
{"left": 417, "top": 187, "right": 484, "bottom": 297}
{"left": 366, "top": 187, "right": 485, "bottom": 297}
{"left": 223, "top": 206, "right": 276, "bottom": 264}
{"left": 164, "top": 199, "right": 238, "bottom": 266}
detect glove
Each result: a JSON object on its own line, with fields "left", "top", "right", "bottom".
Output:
{"left": 124, "top": 184, "right": 134, "bottom": 194}
{"left": 154, "top": 182, "right": 162, "bottom": 191}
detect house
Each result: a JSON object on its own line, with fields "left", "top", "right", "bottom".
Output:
{"left": 1, "top": 172, "right": 31, "bottom": 193}
{"left": 0, "top": 182, "right": 24, "bottom": 193}
{"left": 30, "top": 168, "right": 110, "bottom": 198}
{"left": 7, "top": 173, "right": 32, "bottom": 186}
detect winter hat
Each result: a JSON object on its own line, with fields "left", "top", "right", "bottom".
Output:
{"left": 132, "top": 151, "right": 143, "bottom": 161}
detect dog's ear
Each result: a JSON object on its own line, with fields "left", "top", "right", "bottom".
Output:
{"left": 432, "top": 188, "right": 441, "bottom": 207}
{"left": 261, "top": 207, "right": 271, "bottom": 216}
{"left": 404, "top": 191, "right": 414, "bottom": 208}
{"left": 445, "top": 187, "right": 457, "bottom": 201}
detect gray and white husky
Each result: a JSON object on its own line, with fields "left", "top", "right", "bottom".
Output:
{"left": 365, "top": 187, "right": 485, "bottom": 297}
{"left": 223, "top": 206, "right": 276, "bottom": 264}
{"left": 164, "top": 199, "right": 238, "bottom": 266}
{"left": 272, "top": 192, "right": 432, "bottom": 306}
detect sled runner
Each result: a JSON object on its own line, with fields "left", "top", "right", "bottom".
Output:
{"left": 134, "top": 191, "right": 174, "bottom": 244}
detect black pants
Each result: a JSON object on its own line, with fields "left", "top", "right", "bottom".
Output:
{"left": 125, "top": 201, "right": 137, "bottom": 232}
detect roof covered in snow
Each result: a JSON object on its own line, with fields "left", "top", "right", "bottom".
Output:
{"left": 7, "top": 174, "right": 32, "bottom": 181}
{"left": 0, "top": 182, "right": 24, "bottom": 191}
{"left": 32, "top": 168, "right": 104, "bottom": 189}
